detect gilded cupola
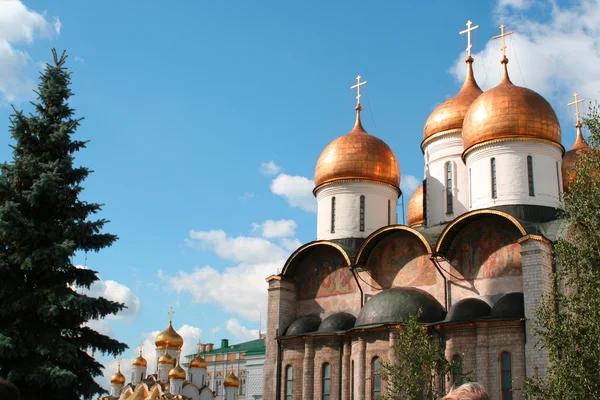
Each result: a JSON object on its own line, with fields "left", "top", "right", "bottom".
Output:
{"left": 168, "top": 352, "right": 186, "bottom": 381}
{"left": 224, "top": 369, "right": 240, "bottom": 388}
{"left": 158, "top": 351, "right": 175, "bottom": 365}
{"left": 562, "top": 93, "right": 592, "bottom": 192}
{"left": 110, "top": 361, "right": 126, "bottom": 385}
{"left": 314, "top": 76, "right": 400, "bottom": 194}
{"left": 132, "top": 347, "right": 147, "bottom": 367}
{"left": 406, "top": 184, "right": 424, "bottom": 228}
{"left": 155, "top": 310, "right": 183, "bottom": 350}
{"left": 189, "top": 353, "right": 208, "bottom": 369}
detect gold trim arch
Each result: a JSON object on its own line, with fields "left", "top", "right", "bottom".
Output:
{"left": 435, "top": 209, "right": 527, "bottom": 254}
{"left": 281, "top": 241, "right": 352, "bottom": 276}
{"left": 355, "top": 225, "right": 433, "bottom": 266}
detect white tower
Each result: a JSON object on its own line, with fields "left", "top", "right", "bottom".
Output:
{"left": 168, "top": 351, "right": 186, "bottom": 395}
{"left": 110, "top": 359, "right": 126, "bottom": 397}
{"left": 314, "top": 76, "right": 401, "bottom": 240}
{"left": 421, "top": 21, "right": 483, "bottom": 227}
{"left": 157, "top": 348, "right": 175, "bottom": 384}
{"left": 131, "top": 344, "right": 147, "bottom": 385}
{"left": 223, "top": 370, "right": 240, "bottom": 400}
{"left": 189, "top": 347, "right": 208, "bottom": 387}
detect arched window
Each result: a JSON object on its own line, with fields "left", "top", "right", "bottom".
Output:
{"left": 216, "top": 378, "right": 222, "bottom": 396}
{"left": 331, "top": 197, "right": 336, "bottom": 233}
{"left": 491, "top": 158, "right": 498, "bottom": 199}
{"left": 500, "top": 352, "right": 512, "bottom": 400}
{"left": 239, "top": 377, "right": 246, "bottom": 395}
{"left": 527, "top": 155, "right": 535, "bottom": 196}
{"left": 387, "top": 199, "right": 391, "bottom": 225}
{"left": 446, "top": 162, "right": 453, "bottom": 213}
{"left": 360, "top": 195, "right": 366, "bottom": 231}
{"left": 469, "top": 168, "right": 473, "bottom": 208}
{"left": 371, "top": 357, "right": 381, "bottom": 399}
{"left": 322, "top": 363, "right": 331, "bottom": 400}
{"left": 452, "top": 354, "right": 463, "bottom": 386}
{"left": 285, "top": 365, "right": 293, "bottom": 400}
{"left": 556, "top": 161, "right": 561, "bottom": 194}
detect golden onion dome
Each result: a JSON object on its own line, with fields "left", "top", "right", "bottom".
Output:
{"left": 110, "top": 364, "right": 126, "bottom": 385}
{"left": 155, "top": 321, "right": 183, "bottom": 349}
{"left": 158, "top": 352, "right": 175, "bottom": 365}
{"left": 132, "top": 348, "right": 147, "bottom": 367}
{"left": 562, "top": 123, "right": 591, "bottom": 192}
{"left": 168, "top": 364, "right": 186, "bottom": 381}
{"left": 462, "top": 57, "right": 562, "bottom": 158}
{"left": 422, "top": 57, "right": 483, "bottom": 149}
{"left": 224, "top": 370, "right": 240, "bottom": 388}
{"left": 314, "top": 106, "right": 400, "bottom": 194}
{"left": 189, "top": 353, "right": 207, "bottom": 369}
{"left": 406, "top": 184, "right": 424, "bottom": 228}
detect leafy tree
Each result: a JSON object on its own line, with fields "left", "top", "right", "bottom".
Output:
{"left": 381, "top": 311, "right": 460, "bottom": 400}
{"left": 524, "top": 104, "right": 600, "bottom": 399}
{"left": 0, "top": 49, "right": 127, "bottom": 400}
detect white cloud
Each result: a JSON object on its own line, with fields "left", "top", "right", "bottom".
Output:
{"left": 73, "top": 56, "right": 84, "bottom": 64}
{"left": 401, "top": 174, "right": 421, "bottom": 198}
{"left": 83, "top": 276, "right": 142, "bottom": 321}
{"left": 253, "top": 219, "right": 297, "bottom": 238}
{"left": 240, "top": 192, "right": 254, "bottom": 201}
{"left": 52, "top": 17, "right": 61, "bottom": 34}
{"left": 280, "top": 238, "right": 302, "bottom": 252}
{"left": 226, "top": 319, "right": 259, "bottom": 342}
{"left": 259, "top": 161, "right": 281, "bottom": 175}
{"left": 452, "top": 0, "right": 600, "bottom": 108}
{"left": 270, "top": 173, "right": 316, "bottom": 212}
{"left": 86, "top": 319, "right": 114, "bottom": 338}
{"left": 0, "top": 1, "right": 59, "bottom": 102}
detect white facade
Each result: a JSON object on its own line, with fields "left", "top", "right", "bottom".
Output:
{"left": 189, "top": 366, "right": 207, "bottom": 388}
{"left": 110, "top": 382, "right": 124, "bottom": 397}
{"left": 315, "top": 181, "right": 399, "bottom": 240}
{"left": 423, "top": 133, "right": 469, "bottom": 227}
{"left": 245, "top": 354, "right": 265, "bottom": 400}
{"left": 130, "top": 365, "right": 146, "bottom": 385}
{"left": 170, "top": 378, "right": 184, "bottom": 395}
{"left": 465, "top": 141, "right": 563, "bottom": 210}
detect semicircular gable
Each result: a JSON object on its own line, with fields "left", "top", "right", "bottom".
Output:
{"left": 356, "top": 225, "right": 433, "bottom": 266}
{"left": 282, "top": 241, "right": 351, "bottom": 276}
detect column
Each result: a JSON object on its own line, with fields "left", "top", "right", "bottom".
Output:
{"left": 476, "top": 323, "right": 489, "bottom": 390}
{"left": 357, "top": 337, "right": 366, "bottom": 400}
{"left": 303, "top": 339, "right": 315, "bottom": 399}
{"left": 341, "top": 339, "right": 351, "bottom": 400}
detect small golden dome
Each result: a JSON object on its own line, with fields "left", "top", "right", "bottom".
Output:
{"left": 189, "top": 354, "right": 207, "bottom": 369}
{"left": 224, "top": 370, "right": 240, "bottom": 388}
{"left": 110, "top": 365, "right": 126, "bottom": 385}
{"left": 158, "top": 352, "right": 175, "bottom": 365}
{"left": 132, "top": 349, "right": 147, "bottom": 367}
{"left": 314, "top": 107, "right": 400, "bottom": 193}
{"left": 406, "top": 184, "right": 424, "bottom": 228}
{"left": 462, "top": 58, "right": 562, "bottom": 158}
{"left": 422, "top": 57, "right": 483, "bottom": 148}
{"left": 562, "top": 124, "right": 591, "bottom": 192}
{"left": 155, "top": 321, "right": 183, "bottom": 349}
{"left": 168, "top": 364, "right": 186, "bottom": 380}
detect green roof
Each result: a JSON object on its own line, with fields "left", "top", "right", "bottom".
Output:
{"left": 184, "top": 338, "right": 265, "bottom": 360}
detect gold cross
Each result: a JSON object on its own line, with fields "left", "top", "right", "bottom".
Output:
{"left": 568, "top": 92, "right": 586, "bottom": 125}
{"left": 168, "top": 307, "right": 175, "bottom": 322}
{"left": 117, "top": 356, "right": 122, "bottom": 368}
{"left": 459, "top": 20, "right": 479, "bottom": 58}
{"left": 492, "top": 24, "right": 514, "bottom": 59}
{"left": 139, "top": 341, "right": 144, "bottom": 354}
{"left": 350, "top": 75, "right": 367, "bottom": 107}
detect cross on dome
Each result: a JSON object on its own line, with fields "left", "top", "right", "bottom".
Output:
{"left": 568, "top": 92, "right": 586, "bottom": 126}
{"left": 460, "top": 20, "right": 479, "bottom": 58}
{"left": 168, "top": 306, "right": 175, "bottom": 322}
{"left": 493, "top": 24, "right": 514, "bottom": 60}
{"left": 351, "top": 75, "right": 367, "bottom": 110}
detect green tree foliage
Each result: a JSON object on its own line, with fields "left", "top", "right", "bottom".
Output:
{"left": 381, "top": 311, "right": 458, "bottom": 400}
{"left": 524, "top": 104, "right": 600, "bottom": 399}
{"left": 0, "top": 49, "right": 127, "bottom": 400}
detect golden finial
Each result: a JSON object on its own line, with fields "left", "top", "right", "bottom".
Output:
{"left": 168, "top": 307, "right": 175, "bottom": 323}
{"left": 351, "top": 75, "right": 367, "bottom": 111}
{"left": 139, "top": 341, "right": 144, "bottom": 355}
{"left": 568, "top": 92, "right": 586, "bottom": 127}
{"left": 117, "top": 356, "right": 122, "bottom": 370}
{"left": 493, "top": 24, "right": 514, "bottom": 62}
{"left": 460, "top": 20, "right": 479, "bottom": 59}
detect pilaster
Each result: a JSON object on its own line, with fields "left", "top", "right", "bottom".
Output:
{"left": 303, "top": 339, "right": 315, "bottom": 399}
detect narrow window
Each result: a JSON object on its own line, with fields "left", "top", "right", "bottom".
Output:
{"left": 371, "top": 357, "right": 381, "bottom": 399}
{"left": 527, "top": 155, "right": 535, "bottom": 196}
{"left": 285, "top": 365, "right": 293, "bottom": 400}
{"left": 331, "top": 197, "right": 336, "bottom": 233}
{"left": 556, "top": 161, "right": 561, "bottom": 194}
{"left": 359, "top": 195, "right": 365, "bottom": 232}
{"left": 351, "top": 361, "right": 354, "bottom": 400}
{"left": 239, "top": 378, "right": 246, "bottom": 395}
{"left": 491, "top": 158, "right": 498, "bottom": 199}
{"left": 446, "top": 162, "right": 453, "bottom": 213}
{"left": 452, "top": 354, "right": 464, "bottom": 386}
{"left": 216, "top": 379, "right": 221, "bottom": 396}
{"left": 469, "top": 168, "right": 472, "bottom": 208}
{"left": 501, "top": 352, "right": 512, "bottom": 400}
{"left": 387, "top": 199, "right": 391, "bottom": 225}
{"left": 322, "top": 363, "right": 331, "bottom": 400}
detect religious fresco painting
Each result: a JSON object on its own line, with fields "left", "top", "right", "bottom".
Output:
{"left": 366, "top": 233, "right": 435, "bottom": 289}
{"left": 294, "top": 247, "right": 356, "bottom": 300}
{"left": 447, "top": 217, "right": 522, "bottom": 281}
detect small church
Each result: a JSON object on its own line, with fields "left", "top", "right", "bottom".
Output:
{"left": 263, "top": 22, "right": 589, "bottom": 400}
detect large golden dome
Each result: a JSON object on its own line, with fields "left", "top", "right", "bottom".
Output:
{"left": 406, "top": 184, "right": 424, "bottom": 228}
{"left": 462, "top": 58, "right": 562, "bottom": 157}
{"left": 189, "top": 353, "right": 208, "bottom": 369}
{"left": 422, "top": 57, "right": 482, "bottom": 149}
{"left": 224, "top": 370, "right": 240, "bottom": 388}
{"left": 314, "top": 108, "right": 400, "bottom": 193}
{"left": 562, "top": 124, "right": 591, "bottom": 192}
{"left": 155, "top": 321, "right": 183, "bottom": 349}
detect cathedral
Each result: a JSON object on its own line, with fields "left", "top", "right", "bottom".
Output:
{"left": 101, "top": 316, "right": 240, "bottom": 400}
{"left": 263, "top": 22, "right": 589, "bottom": 400}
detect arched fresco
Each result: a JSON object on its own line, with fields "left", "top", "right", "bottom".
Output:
{"left": 293, "top": 246, "right": 356, "bottom": 301}
{"left": 365, "top": 231, "right": 434, "bottom": 289}
{"left": 446, "top": 216, "right": 522, "bottom": 281}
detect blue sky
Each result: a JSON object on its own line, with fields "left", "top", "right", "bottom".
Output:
{"left": 0, "top": 0, "right": 597, "bottom": 388}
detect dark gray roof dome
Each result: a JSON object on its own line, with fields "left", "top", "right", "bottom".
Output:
{"left": 285, "top": 316, "right": 321, "bottom": 336}
{"left": 490, "top": 292, "right": 525, "bottom": 319}
{"left": 446, "top": 297, "right": 491, "bottom": 322}
{"left": 317, "top": 312, "right": 357, "bottom": 333}
{"left": 356, "top": 287, "right": 445, "bottom": 326}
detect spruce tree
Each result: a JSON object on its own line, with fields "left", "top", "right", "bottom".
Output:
{"left": 0, "top": 49, "right": 127, "bottom": 400}
{"left": 524, "top": 103, "right": 600, "bottom": 399}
